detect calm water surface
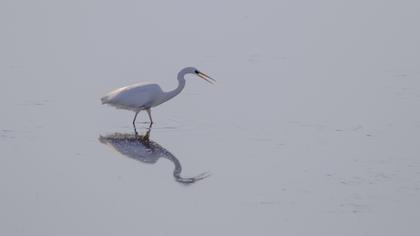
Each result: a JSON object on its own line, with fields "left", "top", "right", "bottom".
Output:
{"left": 1, "top": 1, "right": 420, "bottom": 235}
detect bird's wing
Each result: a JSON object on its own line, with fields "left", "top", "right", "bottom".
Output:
{"left": 101, "top": 83, "right": 162, "bottom": 110}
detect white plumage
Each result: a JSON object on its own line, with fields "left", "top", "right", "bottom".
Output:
{"left": 101, "top": 83, "right": 163, "bottom": 110}
{"left": 101, "top": 67, "right": 215, "bottom": 125}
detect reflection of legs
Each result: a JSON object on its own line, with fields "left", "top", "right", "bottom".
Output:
{"left": 143, "top": 123, "right": 152, "bottom": 141}
{"left": 146, "top": 108, "right": 153, "bottom": 124}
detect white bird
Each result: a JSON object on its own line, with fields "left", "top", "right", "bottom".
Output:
{"left": 101, "top": 67, "right": 215, "bottom": 125}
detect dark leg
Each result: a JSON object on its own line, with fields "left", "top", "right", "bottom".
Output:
{"left": 146, "top": 108, "right": 153, "bottom": 124}
{"left": 133, "top": 124, "right": 139, "bottom": 137}
{"left": 133, "top": 110, "right": 140, "bottom": 126}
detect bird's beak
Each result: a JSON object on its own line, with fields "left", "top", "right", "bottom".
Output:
{"left": 196, "top": 71, "right": 216, "bottom": 84}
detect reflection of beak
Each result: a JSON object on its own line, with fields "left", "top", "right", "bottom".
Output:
{"left": 196, "top": 71, "right": 216, "bottom": 84}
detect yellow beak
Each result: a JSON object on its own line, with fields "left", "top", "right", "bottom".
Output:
{"left": 196, "top": 71, "right": 216, "bottom": 84}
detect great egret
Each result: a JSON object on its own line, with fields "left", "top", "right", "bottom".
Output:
{"left": 101, "top": 67, "right": 215, "bottom": 125}
{"left": 99, "top": 126, "right": 210, "bottom": 184}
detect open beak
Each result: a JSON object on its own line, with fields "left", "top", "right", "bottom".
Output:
{"left": 196, "top": 71, "right": 216, "bottom": 84}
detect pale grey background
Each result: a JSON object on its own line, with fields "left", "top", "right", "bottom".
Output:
{"left": 1, "top": 0, "right": 420, "bottom": 235}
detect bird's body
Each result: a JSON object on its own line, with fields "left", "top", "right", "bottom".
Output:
{"left": 101, "top": 67, "right": 214, "bottom": 125}
{"left": 101, "top": 82, "right": 169, "bottom": 111}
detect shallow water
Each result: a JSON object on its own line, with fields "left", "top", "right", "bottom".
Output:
{"left": 1, "top": 1, "right": 420, "bottom": 235}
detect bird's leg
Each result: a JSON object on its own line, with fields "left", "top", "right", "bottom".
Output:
{"left": 146, "top": 108, "right": 153, "bottom": 124}
{"left": 133, "top": 125, "right": 139, "bottom": 137}
{"left": 133, "top": 110, "right": 140, "bottom": 126}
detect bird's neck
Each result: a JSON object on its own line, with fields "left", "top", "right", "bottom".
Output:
{"left": 162, "top": 73, "right": 186, "bottom": 103}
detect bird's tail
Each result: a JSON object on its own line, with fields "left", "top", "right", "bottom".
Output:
{"left": 101, "top": 95, "right": 110, "bottom": 104}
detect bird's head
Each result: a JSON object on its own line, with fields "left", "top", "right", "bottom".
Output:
{"left": 179, "top": 67, "right": 216, "bottom": 84}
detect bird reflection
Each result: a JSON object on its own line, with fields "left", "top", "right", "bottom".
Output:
{"left": 99, "top": 125, "right": 210, "bottom": 184}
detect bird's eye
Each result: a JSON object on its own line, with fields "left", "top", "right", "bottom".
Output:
{"left": 194, "top": 70, "right": 199, "bottom": 74}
